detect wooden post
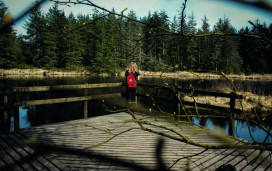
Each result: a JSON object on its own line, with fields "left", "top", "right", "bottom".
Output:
{"left": 178, "top": 91, "right": 181, "bottom": 116}
{"left": 135, "top": 95, "right": 138, "bottom": 108}
{"left": 13, "top": 93, "right": 20, "bottom": 132}
{"left": 229, "top": 92, "right": 237, "bottom": 136}
{"left": 3, "top": 95, "right": 8, "bottom": 122}
{"left": 13, "top": 106, "right": 20, "bottom": 132}
{"left": 84, "top": 83, "right": 88, "bottom": 119}
{"left": 230, "top": 92, "right": 236, "bottom": 112}
{"left": 3, "top": 95, "right": 8, "bottom": 104}
{"left": 228, "top": 115, "right": 235, "bottom": 136}
{"left": 178, "top": 92, "right": 180, "bottom": 115}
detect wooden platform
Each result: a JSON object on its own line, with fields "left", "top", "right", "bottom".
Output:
{"left": 1, "top": 112, "right": 271, "bottom": 170}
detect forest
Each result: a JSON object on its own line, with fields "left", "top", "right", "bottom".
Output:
{"left": 0, "top": 0, "right": 271, "bottom": 74}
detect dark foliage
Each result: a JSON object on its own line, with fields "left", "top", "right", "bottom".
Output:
{"left": 0, "top": 0, "right": 271, "bottom": 74}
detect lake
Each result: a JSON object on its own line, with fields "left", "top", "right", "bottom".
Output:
{"left": 0, "top": 76, "right": 271, "bottom": 144}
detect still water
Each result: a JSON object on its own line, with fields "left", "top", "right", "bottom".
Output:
{"left": 0, "top": 76, "right": 271, "bottom": 143}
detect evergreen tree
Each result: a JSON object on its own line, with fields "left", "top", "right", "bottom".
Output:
{"left": 76, "top": 13, "right": 95, "bottom": 68}
{"left": 238, "top": 26, "right": 253, "bottom": 74}
{"left": 24, "top": 4, "right": 49, "bottom": 67}
{"left": 46, "top": 4, "right": 68, "bottom": 68}
{"left": 248, "top": 20, "right": 272, "bottom": 73}
{"left": 142, "top": 10, "right": 170, "bottom": 71}
{"left": 65, "top": 13, "right": 83, "bottom": 70}
{"left": 197, "top": 16, "right": 211, "bottom": 70}
{"left": 168, "top": 16, "right": 179, "bottom": 67}
{"left": 104, "top": 10, "right": 118, "bottom": 72}
{"left": 185, "top": 12, "right": 198, "bottom": 69}
{"left": 213, "top": 17, "right": 242, "bottom": 73}
{"left": 0, "top": 1, "right": 19, "bottom": 68}
{"left": 176, "top": 5, "right": 189, "bottom": 70}
{"left": 112, "top": 9, "right": 127, "bottom": 68}
{"left": 89, "top": 10, "right": 108, "bottom": 73}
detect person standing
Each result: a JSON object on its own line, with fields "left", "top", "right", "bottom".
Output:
{"left": 125, "top": 62, "right": 140, "bottom": 103}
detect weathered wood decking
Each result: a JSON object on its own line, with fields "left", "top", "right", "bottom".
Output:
{"left": 1, "top": 112, "right": 271, "bottom": 171}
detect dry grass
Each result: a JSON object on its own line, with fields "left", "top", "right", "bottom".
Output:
{"left": 139, "top": 71, "right": 272, "bottom": 80}
{"left": 0, "top": 68, "right": 93, "bottom": 78}
{"left": 1, "top": 69, "right": 272, "bottom": 80}
{"left": 183, "top": 91, "right": 272, "bottom": 112}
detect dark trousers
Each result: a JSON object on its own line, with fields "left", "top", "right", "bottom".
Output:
{"left": 126, "top": 87, "right": 137, "bottom": 102}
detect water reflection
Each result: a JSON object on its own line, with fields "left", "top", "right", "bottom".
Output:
{"left": 192, "top": 117, "right": 272, "bottom": 143}
{"left": 235, "top": 120, "right": 272, "bottom": 143}
{"left": 19, "top": 107, "right": 30, "bottom": 129}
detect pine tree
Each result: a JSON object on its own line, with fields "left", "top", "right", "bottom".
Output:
{"left": 185, "top": 12, "right": 198, "bottom": 70}
{"left": 196, "top": 16, "right": 211, "bottom": 70}
{"left": 89, "top": 10, "right": 107, "bottom": 73}
{"left": 104, "top": 10, "right": 118, "bottom": 73}
{"left": 250, "top": 20, "right": 271, "bottom": 73}
{"left": 24, "top": 4, "right": 49, "bottom": 67}
{"left": 141, "top": 10, "right": 170, "bottom": 71}
{"left": 0, "top": 1, "right": 19, "bottom": 68}
{"left": 177, "top": 5, "right": 189, "bottom": 70}
{"left": 213, "top": 17, "right": 242, "bottom": 73}
{"left": 167, "top": 16, "right": 179, "bottom": 67}
{"left": 65, "top": 13, "right": 83, "bottom": 70}
{"left": 76, "top": 13, "right": 94, "bottom": 68}
{"left": 46, "top": 4, "right": 68, "bottom": 68}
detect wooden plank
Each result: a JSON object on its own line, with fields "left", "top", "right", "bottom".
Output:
{"left": 11, "top": 133, "right": 66, "bottom": 171}
{"left": 4, "top": 82, "right": 123, "bottom": 93}
{"left": 3, "top": 134, "right": 44, "bottom": 170}
{"left": 13, "top": 133, "right": 68, "bottom": 171}
{"left": 0, "top": 146, "right": 24, "bottom": 171}
{"left": 0, "top": 133, "right": 67, "bottom": 171}
{"left": 8, "top": 112, "right": 271, "bottom": 170}
{"left": 14, "top": 93, "right": 121, "bottom": 106}
{"left": 253, "top": 151, "right": 272, "bottom": 170}
{"left": 235, "top": 150, "right": 271, "bottom": 171}
{"left": 0, "top": 135, "right": 34, "bottom": 170}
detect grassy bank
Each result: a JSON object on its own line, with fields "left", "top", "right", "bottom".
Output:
{"left": 0, "top": 68, "right": 94, "bottom": 78}
{"left": 183, "top": 90, "right": 272, "bottom": 113}
{"left": 1, "top": 68, "right": 272, "bottom": 80}
{"left": 139, "top": 71, "right": 272, "bottom": 80}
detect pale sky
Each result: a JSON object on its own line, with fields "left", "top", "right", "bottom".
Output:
{"left": 3, "top": 0, "right": 272, "bottom": 35}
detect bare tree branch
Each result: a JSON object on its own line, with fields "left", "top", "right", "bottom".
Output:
{"left": 50, "top": 0, "right": 173, "bottom": 33}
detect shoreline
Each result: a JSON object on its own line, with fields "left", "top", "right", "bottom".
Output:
{"left": 139, "top": 71, "right": 272, "bottom": 80}
{"left": 1, "top": 68, "right": 272, "bottom": 80}
{"left": 0, "top": 68, "right": 95, "bottom": 78}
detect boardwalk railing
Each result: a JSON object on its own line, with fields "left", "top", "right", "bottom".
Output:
{"left": 0, "top": 83, "right": 123, "bottom": 132}
{"left": 137, "top": 83, "right": 243, "bottom": 114}
{"left": 0, "top": 82, "right": 243, "bottom": 132}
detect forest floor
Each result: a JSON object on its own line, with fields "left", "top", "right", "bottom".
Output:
{"left": 1, "top": 68, "right": 272, "bottom": 81}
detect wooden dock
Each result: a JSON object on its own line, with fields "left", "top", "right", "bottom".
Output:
{"left": 1, "top": 112, "right": 271, "bottom": 171}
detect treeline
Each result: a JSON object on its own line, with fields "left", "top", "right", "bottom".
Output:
{"left": 0, "top": 1, "right": 271, "bottom": 74}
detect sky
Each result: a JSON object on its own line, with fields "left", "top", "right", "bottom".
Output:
{"left": 2, "top": 0, "right": 272, "bottom": 35}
